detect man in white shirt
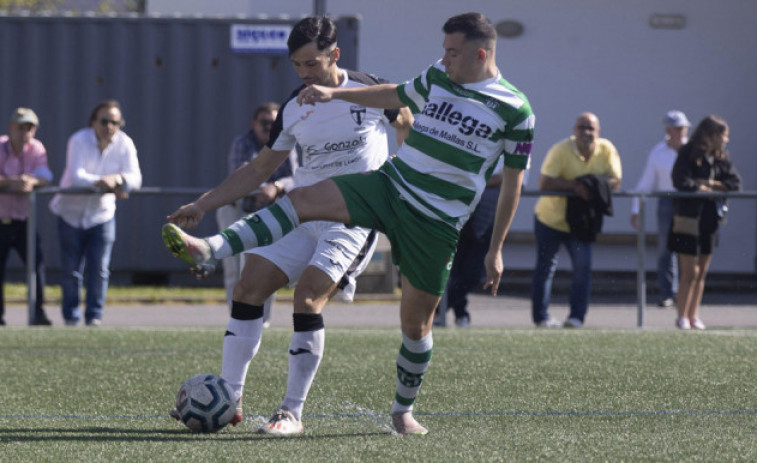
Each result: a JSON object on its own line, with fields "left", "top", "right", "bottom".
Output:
{"left": 630, "top": 110, "right": 690, "bottom": 308}
{"left": 49, "top": 100, "right": 142, "bottom": 326}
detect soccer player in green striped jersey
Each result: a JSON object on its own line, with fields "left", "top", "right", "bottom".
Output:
{"left": 164, "top": 12, "right": 534, "bottom": 435}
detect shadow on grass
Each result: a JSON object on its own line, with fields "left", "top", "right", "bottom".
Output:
{"left": 0, "top": 426, "right": 394, "bottom": 442}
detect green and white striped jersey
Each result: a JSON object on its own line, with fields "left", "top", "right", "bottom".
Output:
{"left": 385, "top": 60, "right": 534, "bottom": 230}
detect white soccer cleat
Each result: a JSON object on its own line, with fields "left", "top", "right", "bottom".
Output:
{"left": 258, "top": 407, "right": 304, "bottom": 435}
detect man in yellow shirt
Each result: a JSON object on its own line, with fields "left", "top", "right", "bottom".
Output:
{"left": 532, "top": 112, "right": 622, "bottom": 328}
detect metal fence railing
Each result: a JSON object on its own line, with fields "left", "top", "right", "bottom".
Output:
{"left": 8, "top": 187, "right": 757, "bottom": 327}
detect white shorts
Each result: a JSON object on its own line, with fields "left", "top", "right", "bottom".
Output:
{"left": 245, "top": 221, "right": 377, "bottom": 302}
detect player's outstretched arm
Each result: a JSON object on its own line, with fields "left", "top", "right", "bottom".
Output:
{"left": 483, "top": 167, "right": 524, "bottom": 295}
{"left": 166, "top": 147, "right": 292, "bottom": 229}
{"left": 298, "top": 83, "right": 405, "bottom": 109}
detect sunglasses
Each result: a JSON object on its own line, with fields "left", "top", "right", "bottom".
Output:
{"left": 257, "top": 119, "right": 275, "bottom": 129}
{"left": 100, "top": 118, "right": 122, "bottom": 127}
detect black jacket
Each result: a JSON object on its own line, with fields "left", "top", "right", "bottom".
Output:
{"left": 566, "top": 174, "right": 614, "bottom": 242}
{"left": 671, "top": 147, "right": 741, "bottom": 234}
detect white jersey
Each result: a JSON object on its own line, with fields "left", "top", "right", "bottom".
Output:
{"left": 390, "top": 60, "right": 535, "bottom": 230}
{"left": 270, "top": 69, "right": 399, "bottom": 187}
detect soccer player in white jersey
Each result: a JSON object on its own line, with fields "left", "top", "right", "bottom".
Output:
{"left": 165, "top": 16, "right": 412, "bottom": 434}
{"left": 164, "top": 12, "right": 534, "bottom": 435}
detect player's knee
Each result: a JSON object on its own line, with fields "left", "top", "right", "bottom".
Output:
{"left": 233, "top": 279, "right": 267, "bottom": 305}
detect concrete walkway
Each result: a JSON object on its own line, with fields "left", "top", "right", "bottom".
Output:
{"left": 4, "top": 292, "right": 756, "bottom": 330}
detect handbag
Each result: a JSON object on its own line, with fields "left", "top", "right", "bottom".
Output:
{"left": 672, "top": 215, "right": 699, "bottom": 236}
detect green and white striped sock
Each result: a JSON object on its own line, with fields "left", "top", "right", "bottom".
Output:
{"left": 392, "top": 332, "right": 433, "bottom": 414}
{"left": 209, "top": 195, "right": 300, "bottom": 259}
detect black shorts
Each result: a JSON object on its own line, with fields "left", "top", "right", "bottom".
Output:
{"left": 668, "top": 230, "right": 718, "bottom": 256}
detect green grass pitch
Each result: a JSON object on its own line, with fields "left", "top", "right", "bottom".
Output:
{"left": 0, "top": 327, "right": 755, "bottom": 462}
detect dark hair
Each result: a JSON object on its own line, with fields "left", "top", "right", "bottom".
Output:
{"left": 253, "top": 102, "right": 280, "bottom": 121}
{"left": 682, "top": 115, "right": 729, "bottom": 162}
{"left": 442, "top": 12, "right": 497, "bottom": 42}
{"left": 287, "top": 16, "right": 337, "bottom": 56}
{"left": 89, "top": 99, "right": 123, "bottom": 127}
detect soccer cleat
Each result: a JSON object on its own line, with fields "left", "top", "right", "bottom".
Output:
{"left": 229, "top": 399, "right": 243, "bottom": 426}
{"left": 161, "top": 223, "right": 217, "bottom": 279}
{"left": 258, "top": 407, "right": 304, "bottom": 435}
{"left": 676, "top": 317, "right": 691, "bottom": 330}
{"left": 391, "top": 412, "right": 428, "bottom": 435}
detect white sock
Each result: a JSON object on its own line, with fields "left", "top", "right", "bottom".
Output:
{"left": 281, "top": 327, "right": 325, "bottom": 421}
{"left": 221, "top": 309, "right": 264, "bottom": 402}
{"left": 208, "top": 234, "right": 232, "bottom": 259}
{"left": 391, "top": 332, "right": 433, "bottom": 415}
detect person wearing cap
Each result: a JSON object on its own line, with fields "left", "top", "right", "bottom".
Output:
{"left": 630, "top": 110, "right": 690, "bottom": 308}
{"left": 0, "top": 107, "right": 54, "bottom": 326}
{"left": 49, "top": 100, "right": 142, "bottom": 327}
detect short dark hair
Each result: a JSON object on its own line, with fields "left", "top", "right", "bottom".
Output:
{"left": 89, "top": 99, "right": 123, "bottom": 126}
{"left": 442, "top": 12, "right": 496, "bottom": 42}
{"left": 287, "top": 16, "right": 337, "bottom": 56}
{"left": 253, "top": 102, "right": 280, "bottom": 121}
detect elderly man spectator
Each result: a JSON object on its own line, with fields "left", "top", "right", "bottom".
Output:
{"left": 630, "top": 110, "right": 690, "bottom": 308}
{"left": 0, "top": 107, "right": 53, "bottom": 326}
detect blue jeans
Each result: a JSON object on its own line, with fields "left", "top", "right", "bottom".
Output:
{"left": 656, "top": 197, "right": 677, "bottom": 300}
{"left": 531, "top": 218, "right": 593, "bottom": 324}
{"left": 58, "top": 217, "right": 116, "bottom": 323}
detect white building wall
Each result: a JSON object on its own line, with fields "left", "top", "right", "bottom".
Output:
{"left": 148, "top": 0, "right": 757, "bottom": 273}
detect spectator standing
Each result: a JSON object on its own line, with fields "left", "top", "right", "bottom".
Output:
{"left": 669, "top": 115, "right": 741, "bottom": 330}
{"left": 0, "top": 107, "right": 53, "bottom": 326}
{"left": 631, "top": 110, "right": 690, "bottom": 308}
{"left": 216, "top": 102, "right": 297, "bottom": 325}
{"left": 49, "top": 100, "right": 142, "bottom": 326}
{"left": 531, "top": 112, "right": 622, "bottom": 328}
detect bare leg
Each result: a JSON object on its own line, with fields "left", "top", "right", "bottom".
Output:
{"left": 676, "top": 254, "right": 698, "bottom": 320}
{"left": 688, "top": 254, "right": 712, "bottom": 322}
{"left": 289, "top": 179, "right": 352, "bottom": 224}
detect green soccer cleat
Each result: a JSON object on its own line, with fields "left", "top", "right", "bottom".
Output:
{"left": 161, "top": 223, "right": 217, "bottom": 279}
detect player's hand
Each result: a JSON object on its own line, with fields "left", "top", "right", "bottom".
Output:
{"left": 482, "top": 248, "right": 504, "bottom": 296}
{"left": 297, "top": 84, "right": 333, "bottom": 106}
{"left": 167, "top": 203, "right": 205, "bottom": 230}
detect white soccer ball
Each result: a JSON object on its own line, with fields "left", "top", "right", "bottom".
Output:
{"left": 175, "top": 373, "right": 236, "bottom": 433}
